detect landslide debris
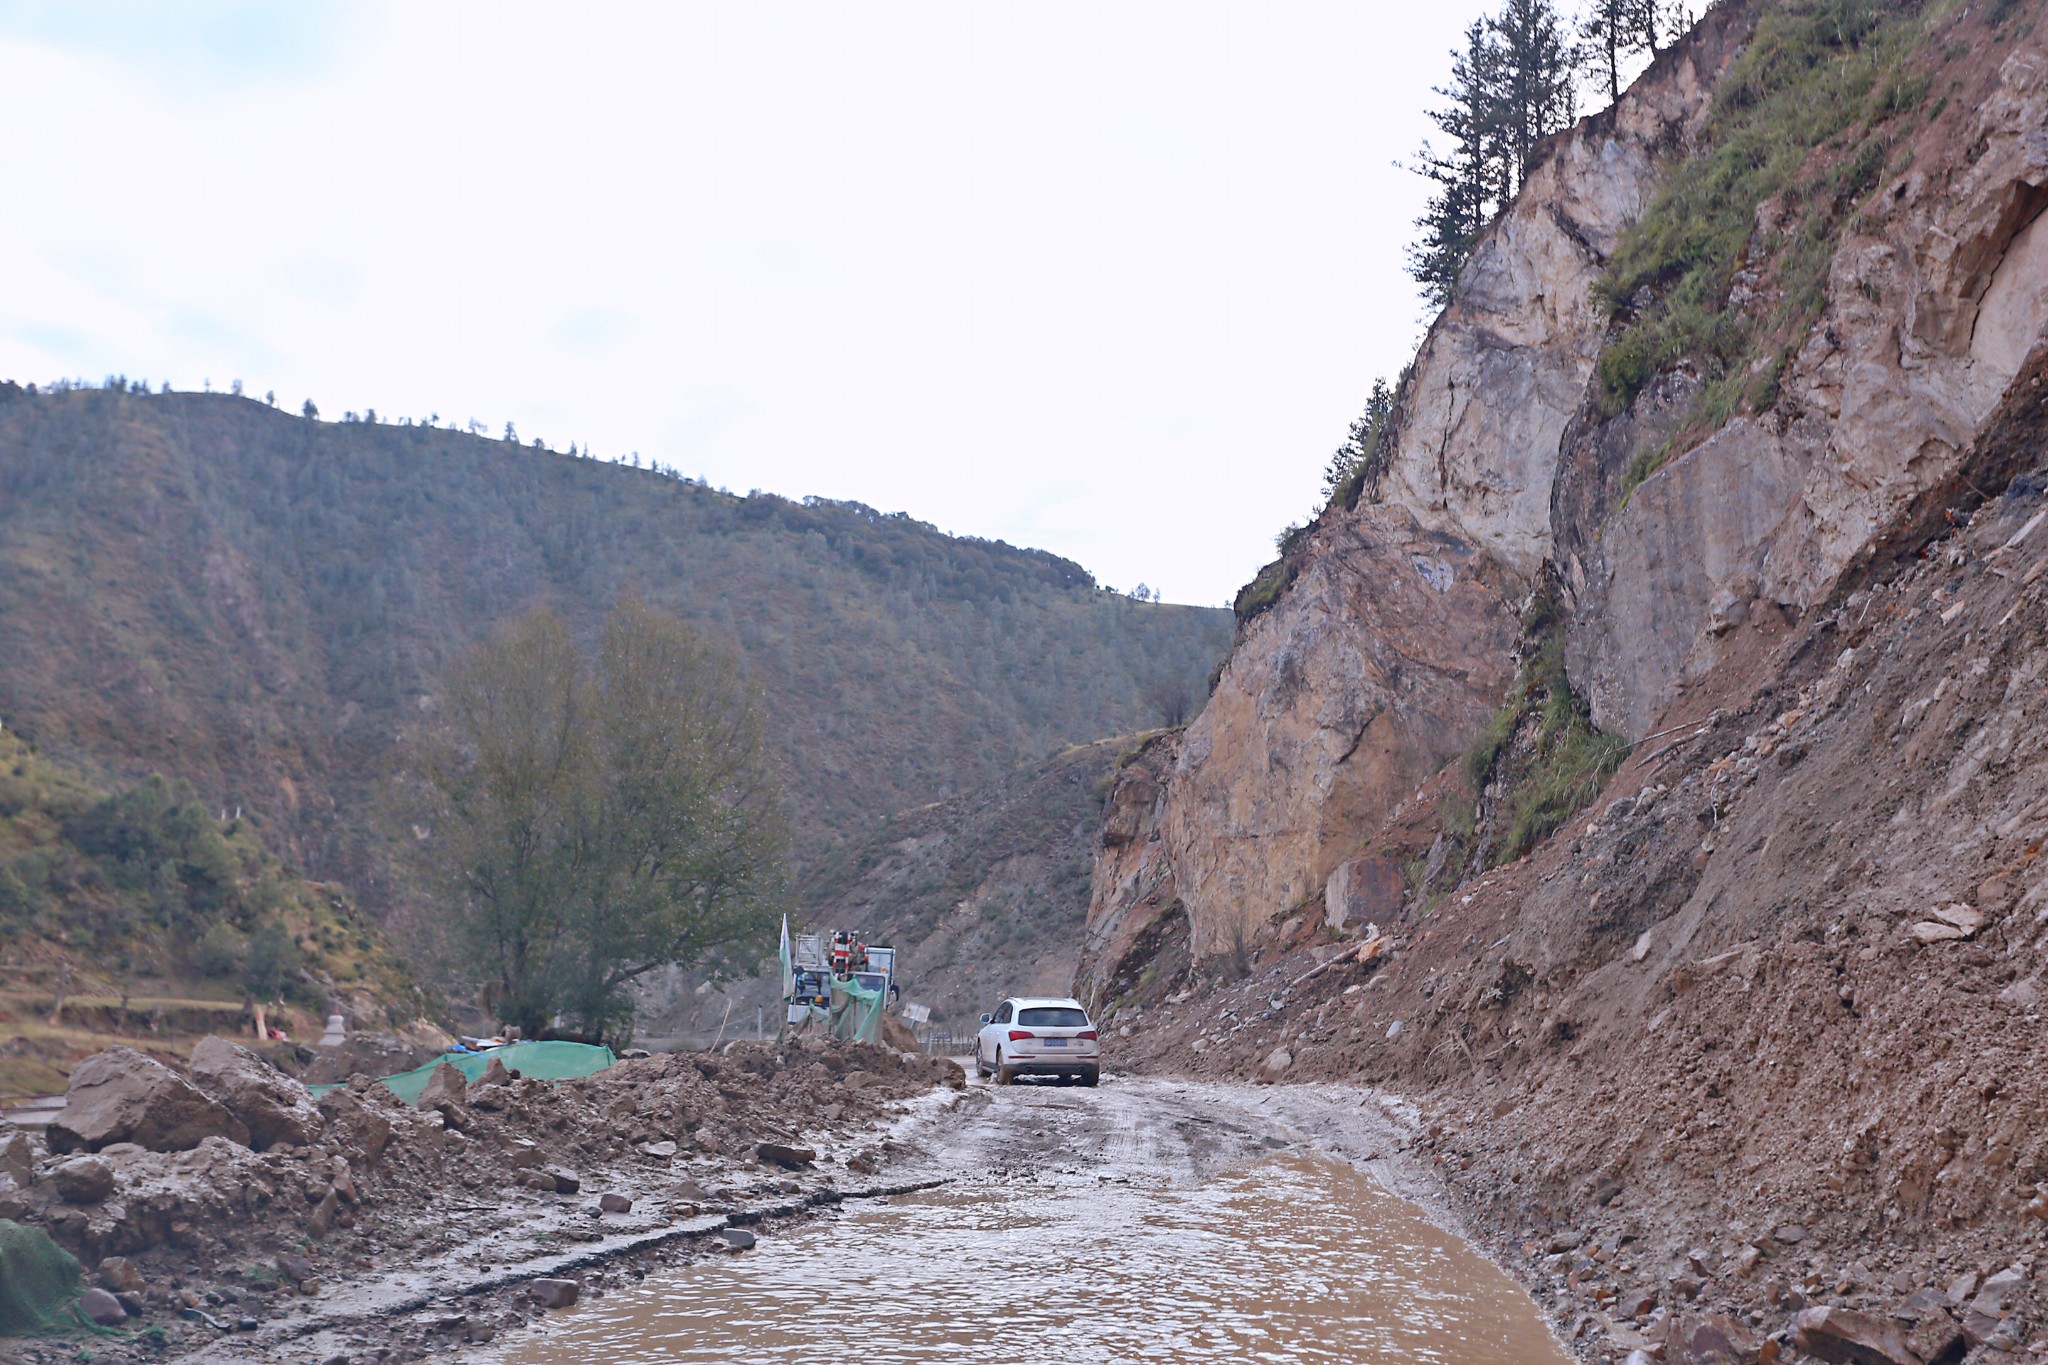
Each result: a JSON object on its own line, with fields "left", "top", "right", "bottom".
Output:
{"left": 0, "top": 1035, "right": 962, "bottom": 1364}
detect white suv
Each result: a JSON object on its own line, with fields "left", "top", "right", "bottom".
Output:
{"left": 974, "top": 996, "right": 1100, "bottom": 1086}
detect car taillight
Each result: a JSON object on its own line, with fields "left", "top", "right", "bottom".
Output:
{"left": 1078, "top": 1030, "right": 1097, "bottom": 1040}
{"left": 1007, "top": 1030, "right": 1034, "bottom": 1042}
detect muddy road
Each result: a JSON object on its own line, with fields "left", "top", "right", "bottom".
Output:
{"left": 484, "top": 1073, "right": 1570, "bottom": 1364}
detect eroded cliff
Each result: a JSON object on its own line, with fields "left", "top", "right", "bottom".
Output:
{"left": 1081, "top": 0, "right": 2048, "bottom": 997}
{"left": 1082, "top": 2, "right": 2048, "bottom": 1357}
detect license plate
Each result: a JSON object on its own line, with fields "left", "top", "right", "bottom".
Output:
{"left": 1044, "top": 1039, "right": 1067, "bottom": 1047}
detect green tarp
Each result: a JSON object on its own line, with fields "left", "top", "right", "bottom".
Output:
{"left": 311, "top": 1041, "right": 617, "bottom": 1104}
{"left": 0, "top": 1219, "right": 88, "bottom": 1336}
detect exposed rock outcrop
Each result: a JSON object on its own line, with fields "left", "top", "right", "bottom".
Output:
{"left": 1575, "top": 42, "right": 2048, "bottom": 737}
{"left": 1081, "top": 0, "right": 2048, "bottom": 997}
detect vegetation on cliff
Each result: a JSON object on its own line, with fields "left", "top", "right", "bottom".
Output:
{"left": 1597, "top": 0, "right": 1950, "bottom": 493}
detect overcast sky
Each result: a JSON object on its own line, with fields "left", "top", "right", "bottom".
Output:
{"left": 0, "top": 1, "right": 1509, "bottom": 606}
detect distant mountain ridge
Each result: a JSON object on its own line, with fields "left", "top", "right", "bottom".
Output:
{"left": 0, "top": 386, "right": 1231, "bottom": 942}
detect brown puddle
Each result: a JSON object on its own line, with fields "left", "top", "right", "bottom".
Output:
{"left": 487, "top": 1151, "right": 1570, "bottom": 1364}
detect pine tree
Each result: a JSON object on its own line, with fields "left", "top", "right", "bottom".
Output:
{"left": 1490, "top": 0, "right": 1577, "bottom": 200}
{"left": 1405, "top": 0, "right": 1581, "bottom": 310}
{"left": 1579, "top": 0, "right": 1686, "bottom": 103}
{"left": 1407, "top": 19, "right": 1499, "bottom": 309}
{"left": 1321, "top": 376, "right": 1395, "bottom": 503}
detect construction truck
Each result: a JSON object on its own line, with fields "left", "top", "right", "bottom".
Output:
{"left": 781, "top": 922, "right": 896, "bottom": 1043}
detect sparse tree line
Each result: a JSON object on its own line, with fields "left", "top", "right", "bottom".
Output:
{"left": 1313, "top": 0, "right": 1698, "bottom": 525}
{"left": 1408, "top": 0, "right": 1698, "bottom": 308}
{"left": 9, "top": 372, "right": 619, "bottom": 468}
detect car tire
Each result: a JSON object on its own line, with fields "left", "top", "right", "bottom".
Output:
{"left": 973, "top": 1045, "right": 986, "bottom": 1078}
{"left": 1080, "top": 1067, "right": 1099, "bottom": 1088}
{"left": 995, "top": 1049, "right": 1015, "bottom": 1086}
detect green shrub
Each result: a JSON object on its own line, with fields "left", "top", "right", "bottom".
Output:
{"left": 241, "top": 920, "right": 302, "bottom": 1001}
{"left": 193, "top": 921, "right": 249, "bottom": 978}
{"left": 1232, "top": 559, "right": 1294, "bottom": 624}
{"left": 0, "top": 864, "right": 40, "bottom": 935}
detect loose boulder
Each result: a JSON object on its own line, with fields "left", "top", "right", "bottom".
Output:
{"left": 77, "top": 1287, "right": 127, "bottom": 1327}
{"left": 45, "top": 1047, "right": 249, "bottom": 1154}
{"left": 756, "top": 1142, "right": 816, "bottom": 1170}
{"left": 529, "top": 1278, "right": 580, "bottom": 1308}
{"left": 415, "top": 1062, "right": 469, "bottom": 1116}
{"left": 1325, "top": 853, "right": 1405, "bottom": 932}
{"left": 0, "top": 1127, "right": 33, "bottom": 1186}
{"left": 49, "top": 1156, "right": 115, "bottom": 1205}
{"left": 97, "top": 1257, "right": 145, "bottom": 1293}
{"left": 188, "top": 1036, "right": 322, "bottom": 1151}
{"left": 1668, "top": 1312, "right": 1761, "bottom": 1364}
{"left": 1793, "top": 1306, "right": 1922, "bottom": 1365}
{"left": 471, "top": 1054, "right": 514, "bottom": 1089}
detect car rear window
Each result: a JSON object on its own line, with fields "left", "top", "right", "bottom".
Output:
{"left": 1018, "top": 1007, "right": 1090, "bottom": 1028}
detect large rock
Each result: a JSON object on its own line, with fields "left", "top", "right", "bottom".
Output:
{"left": 316, "top": 1089, "right": 392, "bottom": 1167}
{"left": 1793, "top": 1306, "right": 1922, "bottom": 1365}
{"left": 529, "top": 1278, "right": 580, "bottom": 1308}
{"left": 46, "top": 1047, "right": 249, "bottom": 1154}
{"left": 0, "top": 1125, "right": 34, "bottom": 1186}
{"left": 415, "top": 1061, "right": 469, "bottom": 1115}
{"left": 1324, "top": 854, "right": 1405, "bottom": 932}
{"left": 755, "top": 1142, "right": 815, "bottom": 1170}
{"left": 1667, "top": 1312, "right": 1761, "bottom": 1365}
{"left": 77, "top": 1287, "right": 128, "bottom": 1326}
{"left": 188, "top": 1036, "right": 322, "bottom": 1151}
{"left": 49, "top": 1154, "right": 116, "bottom": 1204}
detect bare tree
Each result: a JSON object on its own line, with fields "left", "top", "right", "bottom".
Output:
{"left": 1142, "top": 674, "right": 1193, "bottom": 729}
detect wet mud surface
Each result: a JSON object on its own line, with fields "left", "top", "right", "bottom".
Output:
{"left": 486, "top": 1074, "right": 1570, "bottom": 1364}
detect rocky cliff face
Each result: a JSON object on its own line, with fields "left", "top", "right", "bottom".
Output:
{"left": 1081, "top": 0, "right": 2048, "bottom": 999}
{"left": 1576, "top": 33, "right": 2048, "bottom": 739}
{"left": 1083, "top": 0, "right": 2048, "bottom": 1355}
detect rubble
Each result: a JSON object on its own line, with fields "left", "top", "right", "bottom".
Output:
{"left": 0, "top": 1033, "right": 959, "bottom": 1364}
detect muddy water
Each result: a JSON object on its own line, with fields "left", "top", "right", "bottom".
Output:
{"left": 492, "top": 1149, "right": 1568, "bottom": 1364}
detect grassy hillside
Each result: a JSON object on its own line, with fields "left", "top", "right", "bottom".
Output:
{"left": 630, "top": 737, "right": 1133, "bottom": 1045}
{"left": 0, "top": 385, "right": 1230, "bottom": 945}
{"left": 0, "top": 728, "right": 422, "bottom": 1099}
{"left": 797, "top": 737, "right": 1137, "bottom": 1033}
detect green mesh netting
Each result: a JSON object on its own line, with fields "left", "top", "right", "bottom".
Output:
{"left": 0, "top": 1219, "right": 87, "bottom": 1336}
{"left": 364, "top": 1041, "right": 616, "bottom": 1104}
{"left": 828, "top": 975, "right": 886, "bottom": 1044}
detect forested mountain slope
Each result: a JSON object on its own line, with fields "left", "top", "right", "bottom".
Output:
{"left": 0, "top": 386, "right": 1230, "bottom": 935}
